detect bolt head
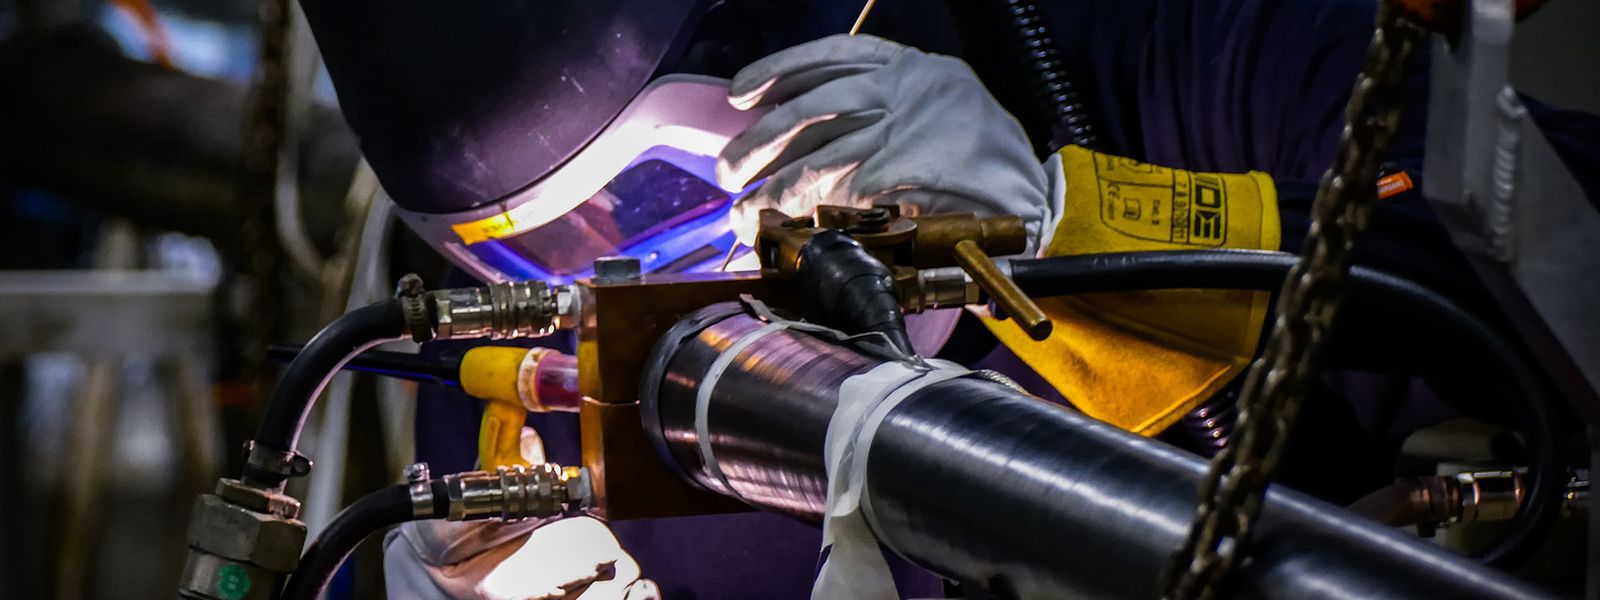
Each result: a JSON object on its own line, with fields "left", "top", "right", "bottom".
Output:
{"left": 592, "top": 256, "right": 643, "bottom": 283}
{"left": 404, "top": 462, "right": 431, "bottom": 483}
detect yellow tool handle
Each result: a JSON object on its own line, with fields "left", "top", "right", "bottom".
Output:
{"left": 478, "top": 401, "right": 529, "bottom": 469}
{"left": 462, "top": 346, "right": 537, "bottom": 468}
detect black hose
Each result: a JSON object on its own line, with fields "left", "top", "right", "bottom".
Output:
{"left": 1006, "top": 249, "right": 1562, "bottom": 569}
{"left": 268, "top": 344, "right": 462, "bottom": 388}
{"left": 246, "top": 300, "right": 409, "bottom": 487}
{"left": 280, "top": 482, "right": 443, "bottom": 600}
{"left": 990, "top": 0, "right": 1098, "bottom": 151}
{"left": 943, "top": 0, "right": 1103, "bottom": 154}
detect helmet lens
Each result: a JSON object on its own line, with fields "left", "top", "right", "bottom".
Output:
{"left": 460, "top": 157, "right": 741, "bottom": 282}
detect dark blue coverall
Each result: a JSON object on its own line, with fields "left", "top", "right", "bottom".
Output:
{"left": 411, "top": 1, "right": 1600, "bottom": 597}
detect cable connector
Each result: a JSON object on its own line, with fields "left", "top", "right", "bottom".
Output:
{"left": 429, "top": 281, "right": 576, "bottom": 341}
{"left": 439, "top": 464, "right": 591, "bottom": 522}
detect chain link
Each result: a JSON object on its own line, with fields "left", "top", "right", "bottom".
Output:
{"left": 240, "top": 0, "right": 292, "bottom": 399}
{"left": 1160, "top": 4, "right": 1427, "bottom": 599}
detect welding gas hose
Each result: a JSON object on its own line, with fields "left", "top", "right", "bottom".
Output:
{"left": 282, "top": 483, "right": 428, "bottom": 599}
{"left": 246, "top": 299, "right": 410, "bottom": 488}
{"left": 281, "top": 463, "right": 592, "bottom": 600}
{"left": 246, "top": 278, "right": 568, "bottom": 488}
{"left": 266, "top": 341, "right": 583, "bottom": 469}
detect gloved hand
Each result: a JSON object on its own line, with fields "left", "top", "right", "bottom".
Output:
{"left": 717, "top": 34, "right": 1060, "bottom": 254}
{"left": 383, "top": 518, "right": 658, "bottom": 600}
{"left": 383, "top": 427, "right": 658, "bottom": 600}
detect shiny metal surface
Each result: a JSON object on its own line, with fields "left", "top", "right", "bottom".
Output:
{"left": 404, "top": 462, "right": 434, "bottom": 519}
{"left": 641, "top": 308, "right": 1549, "bottom": 599}
{"left": 952, "top": 239, "right": 1050, "bottom": 340}
{"left": 442, "top": 463, "right": 581, "bottom": 521}
{"left": 868, "top": 378, "right": 1542, "bottom": 599}
{"left": 592, "top": 256, "right": 643, "bottom": 283}
{"left": 429, "top": 281, "right": 571, "bottom": 340}
{"left": 647, "top": 306, "right": 877, "bottom": 519}
{"left": 1455, "top": 471, "right": 1527, "bottom": 523}
{"left": 912, "top": 266, "right": 979, "bottom": 310}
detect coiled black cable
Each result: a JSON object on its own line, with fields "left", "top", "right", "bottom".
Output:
{"left": 1004, "top": 249, "right": 1562, "bottom": 569}
{"left": 990, "top": 0, "right": 1099, "bottom": 151}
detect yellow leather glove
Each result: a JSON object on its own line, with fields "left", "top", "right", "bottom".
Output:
{"left": 980, "top": 146, "right": 1280, "bottom": 435}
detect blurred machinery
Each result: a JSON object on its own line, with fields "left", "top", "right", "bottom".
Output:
{"left": 1, "top": 0, "right": 1597, "bottom": 598}
{"left": 168, "top": 2, "right": 1600, "bottom": 595}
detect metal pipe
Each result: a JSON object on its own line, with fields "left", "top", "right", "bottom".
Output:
{"left": 640, "top": 303, "right": 1548, "bottom": 599}
{"left": 952, "top": 239, "right": 1050, "bottom": 340}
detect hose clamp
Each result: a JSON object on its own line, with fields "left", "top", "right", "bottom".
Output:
{"left": 242, "top": 441, "right": 313, "bottom": 486}
{"left": 395, "top": 273, "right": 435, "bottom": 343}
{"left": 404, "top": 462, "right": 434, "bottom": 518}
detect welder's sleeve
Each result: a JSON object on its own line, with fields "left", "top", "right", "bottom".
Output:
{"left": 980, "top": 146, "right": 1279, "bottom": 435}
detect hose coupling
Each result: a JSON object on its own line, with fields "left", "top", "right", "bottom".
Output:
{"left": 429, "top": 281, "right": 577, "bottom": 340}
{"left": 1450, "top": 470, "right": 1525, "bottom": 524}
{"left": 442, "top": 464, "right": 591, "bottom": 522}
{"left": 909, "top": 266, "right": 979, "bottom": 310}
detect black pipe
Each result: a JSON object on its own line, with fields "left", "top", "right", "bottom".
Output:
{"left": 267, "top": 344, "right": 461, "bottom": 388}
{"left": 640, "top": 306, "right": 1548, "bottom": 598}
{"left": 1005, "top": 249, "right": 1562, "bottom": 569}
{"left": 246, "top": 300, "right": 409, "bottom": 488}
{"left": 280, "top": 482, "right": 444, "bottom": 600}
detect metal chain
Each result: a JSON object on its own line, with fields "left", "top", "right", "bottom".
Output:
{"left": 1160, "top": 4, "right": 1426, "bottom": 599}
{"left": 240, "top": 0, "right": 292, "bottom": 399}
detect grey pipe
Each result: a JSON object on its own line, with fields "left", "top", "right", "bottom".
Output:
{"left": 640, "top": 302, "right": 1548, "bottom": 599}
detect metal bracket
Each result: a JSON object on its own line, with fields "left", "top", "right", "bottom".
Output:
{"left": 1422, "top": 0, "right": 1600, "bottom": 415}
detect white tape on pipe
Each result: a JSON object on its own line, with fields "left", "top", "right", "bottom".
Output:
{"left": 813, "top": 359, "right": 968, "bottom": 600}
{"left": 693, "top": 321, "right": 794, "bottom": 497}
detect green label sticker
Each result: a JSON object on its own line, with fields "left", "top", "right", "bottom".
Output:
{"left": 216, "top": 564, "right": 252, "bottom": 600}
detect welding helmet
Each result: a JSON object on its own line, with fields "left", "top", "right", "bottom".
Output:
{"left": 300, "top": 0, "right": 853, "bottom": 283}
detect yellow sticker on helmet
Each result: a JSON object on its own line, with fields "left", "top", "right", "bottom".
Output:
{"left": 452, "top": 212, "right": 518, "bottom": 245}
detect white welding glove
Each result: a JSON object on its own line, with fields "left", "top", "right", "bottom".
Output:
{"left": 383, "top": 518, "right": 656, "bottom": 600}
{"left": 383, "top": 427, "right": 656, "bottom": 600}
{"left": 718, "top": 34, "right": 1061, "bottom": 254}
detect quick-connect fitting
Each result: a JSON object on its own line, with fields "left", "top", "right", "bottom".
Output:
{"left": 429, "top": 280, "right": 578, "bottom": 340}
{"left": 911, "top": 266, "right": 980, "bottom": 310}
{"left": 430, "top": 463, "right": 591, "bottom": 522}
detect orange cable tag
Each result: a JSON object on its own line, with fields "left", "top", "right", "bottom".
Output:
{"left": 1377, "top": 170, "right": 1414, "bottom": 200}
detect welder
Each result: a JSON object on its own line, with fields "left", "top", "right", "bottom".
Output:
{"left": 295, "top": 0, "right": 1600, "bottom": 597}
